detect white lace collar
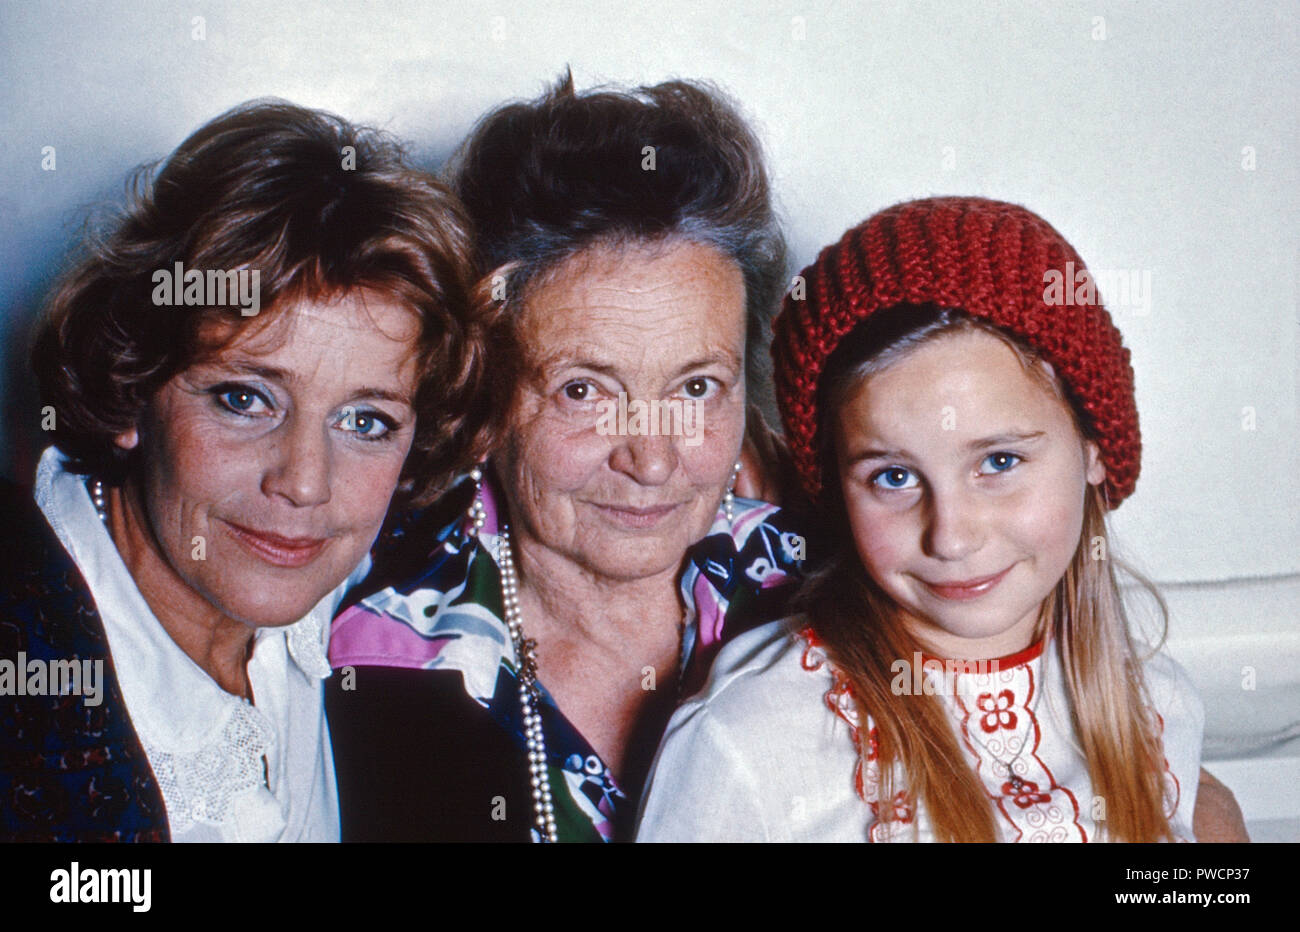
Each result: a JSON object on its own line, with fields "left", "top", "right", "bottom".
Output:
{"left": 34, "top": 446, "right": 365, "bottom": 841}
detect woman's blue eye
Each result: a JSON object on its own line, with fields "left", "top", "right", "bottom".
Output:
{"left": 980, "top": 452, "right": 1021, "bottom": 474}
{"left": 872, "top": 466, "right": 918, "bottom": 490}
{"left": 338, "top": 408, "right": 396, "bottom": 441}
{"left": 213, "top": 384, "right": 270, "bottom": 415}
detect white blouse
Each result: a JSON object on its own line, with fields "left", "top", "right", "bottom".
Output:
{"left": 637, "top": 617, "right": 1204, "bottom": 842}
{"left": 34, "top": 447, "right": 367, "bottom": 843}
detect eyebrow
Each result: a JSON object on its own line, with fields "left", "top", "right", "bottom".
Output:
{"left": 209, "top": 361, "right": 413, "bottom": 406}
{"left": 844, "top": 446, "right": 915, "bottom": 468}
{"left": 844, "top": 431, "right": 1047, "bottom": 467}
{"left": 348, "top": 387, "right": 414, "bottom": 407}
{"left": 539, "top": 358, "right": 620, "bottom": 379}
{"left": 670, "top": 352, "right": 743, "bottom": 378}
{"left": 221, "top": 361, "right": 291, "bottom": 382}
{"left": 966, "top": 430, "right": 1046, "bottom": 450}
{"left": 537, "top": 351, "right": 743, "bottom": 380}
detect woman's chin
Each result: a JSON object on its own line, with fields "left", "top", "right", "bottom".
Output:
{"left": 218, "top": 594, "right": 327, "bottom": 629}
{"left": 572, "top": 537, "right": 688, "bottom": 584}
{"left": 191, "top": 569, "right": 338, "bottom": 629}
{"left": 568, "top": 509, "right": 717, "bottom": 582}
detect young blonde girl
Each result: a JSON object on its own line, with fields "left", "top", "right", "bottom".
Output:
{"left": 636, "top": 197, "right": 1203, "bottom": 842}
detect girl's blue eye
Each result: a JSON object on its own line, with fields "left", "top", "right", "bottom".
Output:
{"left": 980, "top": 452, "right": 1021, "bottom": 474}
{"left": 872, "top": 466, "right": 918, "bottom": 491}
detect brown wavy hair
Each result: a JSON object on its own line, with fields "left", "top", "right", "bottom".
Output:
{"left": 802, "top": 306, "right": 1175, "bottom": 842}
{"left": 31, "top": 99, "right": 492, "bottom": 506}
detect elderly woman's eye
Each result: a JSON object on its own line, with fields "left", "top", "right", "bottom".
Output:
{"left": 562, "top": 381, "right": 593, "bottom": 402}
{"left": 681, "top": 377, "right": 716, "bottom": 399}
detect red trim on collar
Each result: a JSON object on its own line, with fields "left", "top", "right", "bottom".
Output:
{"left": 919, "top": 638, "right": 1045, "bottom": 672}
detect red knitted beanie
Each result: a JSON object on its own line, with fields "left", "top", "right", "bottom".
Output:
{"left": 772, "top": 196, "right": 1140, "bottom": 507}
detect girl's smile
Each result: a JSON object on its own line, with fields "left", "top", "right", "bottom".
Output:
{"left": 917, "top": 564, "right": 1016, "bottom": 601}
{"left": 836, "top": 329, "right": 1106, "bottom": 661}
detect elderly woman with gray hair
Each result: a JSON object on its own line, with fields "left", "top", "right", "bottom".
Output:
{"left": 325, "top": 74, "right": 805, "bottom": 842}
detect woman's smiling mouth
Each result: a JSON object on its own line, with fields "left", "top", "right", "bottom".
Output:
{"left": 223, "top": 520, "right": 331, "bottom": 568}
{"left": 589, "top": 501, "right": 684, "bottom": 530}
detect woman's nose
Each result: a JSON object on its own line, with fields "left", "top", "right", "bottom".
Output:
{"left": 261, "top": 418, "right": 332, "bottom": 507}
{"left": 922, "top": 487, "right": 985, "bottom": 561}
{"left": 608, "top": 432, "right": 678, "bottom": 486}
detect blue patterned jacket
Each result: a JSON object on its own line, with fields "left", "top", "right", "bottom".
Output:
{"left": 0, "top": 480, "right": 169, "bottom": 842}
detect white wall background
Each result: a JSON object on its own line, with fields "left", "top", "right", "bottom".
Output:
{"left": 1, "top": 0, "right": 1296, "bottom": 834}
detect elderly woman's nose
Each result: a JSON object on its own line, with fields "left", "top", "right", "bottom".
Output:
{"left": 608, "top": 432, "right": 678, "bottom": 486}
{"left": 261, "top": 417, "right": 333, "bottom": 507}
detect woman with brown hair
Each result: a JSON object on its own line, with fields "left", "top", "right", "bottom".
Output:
{"left": 0, "top": 99, "right": 489, "bottom": 841}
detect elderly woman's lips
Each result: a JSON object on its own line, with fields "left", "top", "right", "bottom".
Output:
{"left": 223, "top": 521, "right": 330, "bottom": 568}
{"left": 590, "top": 502, "right": 683, "bottom": 529}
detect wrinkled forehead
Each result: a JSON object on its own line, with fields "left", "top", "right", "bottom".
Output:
{"left": 193, "top": 288, "right": 421, "bottom": 361}
{"left": 515, "top": 238, "right": 747, "bottom": 374}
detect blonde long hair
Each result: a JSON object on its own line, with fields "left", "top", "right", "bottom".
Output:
{"left": 803, "top": 306, "right": 1175, "bottom": 842}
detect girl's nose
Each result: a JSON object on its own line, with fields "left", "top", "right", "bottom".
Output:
{"left": 922, "top": 487, "right": 985, "bottom": 561}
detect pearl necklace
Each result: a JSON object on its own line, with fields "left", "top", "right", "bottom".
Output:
{"left": 471, "top": 461, "right": 740, "bottom": 843}
{"left": 496, "top": 524, "right": 559, "bottom": 843}
{"left": 90, "top": 478, "right": 108, "bottom": 522}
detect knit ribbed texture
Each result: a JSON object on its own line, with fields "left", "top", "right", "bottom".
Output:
{"left": 772, "top": 197, "right": 1140, "bottom": 507}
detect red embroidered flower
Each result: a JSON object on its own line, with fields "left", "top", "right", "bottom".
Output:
{"left": 799, "top": 627, "right": 826, "bottom": 671}
{"left": 1005, "top": 779, "right": 1051, "bottom": 808}
{"left": 887, "top": 791, "right": 914, "bottom": 823}
{"left": 977, "top": 689, "right": 1018, "bottom": 733}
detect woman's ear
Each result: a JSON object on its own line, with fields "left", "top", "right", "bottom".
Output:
{"left": 1084, "top": 441, "right": 1106, "bottom": 486}
{"left": 114, "top": 427, "right": 139, "bottom": 451}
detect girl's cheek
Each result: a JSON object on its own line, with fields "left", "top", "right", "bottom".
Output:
{"left": 1013, "top": 476, "right": 1087, "bottom": 562}
{"left": 848, "top": 498, "right": 911, "bottom": 581}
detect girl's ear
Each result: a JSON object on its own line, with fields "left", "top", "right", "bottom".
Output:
{"left": 1084, "top": 441, "right": 1106, "bottom": 486}
{"left": 114, "top": 427, "right": 139, "bottom": 451}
